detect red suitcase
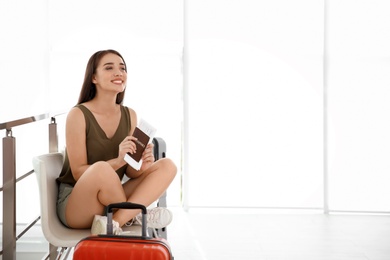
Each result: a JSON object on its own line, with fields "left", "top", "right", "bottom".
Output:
{"left": 73, "top": 202, "right": 173, "bottom": 260}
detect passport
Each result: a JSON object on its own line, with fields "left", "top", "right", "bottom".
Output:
{"left": 129, "top": 127, "right": 150, "bottom": 163}
{"left": 124, "top": 119, "right": 156, "bottom": 170}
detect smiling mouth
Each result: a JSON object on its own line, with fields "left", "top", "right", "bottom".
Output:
{"left": 112, "top": 80, "right": 123, "bottom": 84}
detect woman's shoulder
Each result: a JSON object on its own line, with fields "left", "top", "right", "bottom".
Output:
{"left": 68, "top": 104, "right": 85, "bottom": 115}
{"left": 120, "top": 105, "right": 135, "bottom": 117}
{"left": 121, "top": 105, "right": 137, "bottom": 129}
{"left": 66, "top": 105, "right": 87, "bottom": 123}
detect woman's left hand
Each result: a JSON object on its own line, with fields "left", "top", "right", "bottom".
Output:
{"left": 140, "top": 143, "right": 155, "bottom": 171}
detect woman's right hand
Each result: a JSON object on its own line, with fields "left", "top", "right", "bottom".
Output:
{"left": 119, "top": 136, "right": 137, "bottom": 162}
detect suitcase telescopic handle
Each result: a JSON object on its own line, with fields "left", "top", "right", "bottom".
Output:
{"left": 106, "top": 202, "right": 147, "bottom": 237}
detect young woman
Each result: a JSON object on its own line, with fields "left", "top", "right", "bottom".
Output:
{"left": 56, "top": 49, "right": 177, "bottom": 234}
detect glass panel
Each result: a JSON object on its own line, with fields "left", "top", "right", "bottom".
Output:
{"left": 186, "top": 0, "right": 324, "bottom": 208}
{"left": 0, "top": 0, "right": 49, "bottom": 123}
{"left": 327, "top": 0, "right": 390, "bottom": 212}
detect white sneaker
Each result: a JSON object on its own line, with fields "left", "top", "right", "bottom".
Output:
{"left": 135, "top": 207, "right": 173, "bottom": 229}
{"left": 91, "top": 215, "right": 123, "bottom": 235}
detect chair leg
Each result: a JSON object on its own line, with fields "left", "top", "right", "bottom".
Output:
{"left": 49, "top": 243, "right": 58, "bottom": 260}
{"left": 156, "top": 191, "right": 168, "bottom": 239}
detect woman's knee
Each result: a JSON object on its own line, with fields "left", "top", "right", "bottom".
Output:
{"left": 157, "top": 158, "right": 177, "bottom": 179}
{"left": 83, "top": 161, "right": 120, "bottom": 183}
{"left": 90, "top": 161, "right": 111, "bottom": 171}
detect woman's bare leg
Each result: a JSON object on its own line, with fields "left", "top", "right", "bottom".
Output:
{"left": 65, "top": 158, "right": 176, "bottom": 228}
{"left": 113, "top": 158, "right": 177, "bottom": 226}
{"left": 65, "top": 161, "right": 127, "bottom": 228}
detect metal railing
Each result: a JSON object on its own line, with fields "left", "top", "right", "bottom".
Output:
{"left": 1, "top": 112, "right": 64, "bottom": 260}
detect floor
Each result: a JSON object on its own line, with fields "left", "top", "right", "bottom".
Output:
{"left": 4, "top": 207, "right": 390, "bottom": 260}
{"left": 168, "top": 208, "right": 390, "bottom": 260}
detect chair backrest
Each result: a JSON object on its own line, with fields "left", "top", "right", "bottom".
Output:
{"left": 32, "top": 153, "right": 90, "bottom": 247}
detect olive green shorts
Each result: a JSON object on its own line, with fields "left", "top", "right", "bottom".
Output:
{"left": 57, "top": 183, "right": 73, "bottom": 228}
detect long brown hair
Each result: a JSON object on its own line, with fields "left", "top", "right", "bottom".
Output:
{"left": 77, "top": 49, "right": 127, "bottom": 105}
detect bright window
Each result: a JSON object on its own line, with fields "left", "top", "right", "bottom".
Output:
{"left": 185, "top": 0, "right": 324, "bottom": 209}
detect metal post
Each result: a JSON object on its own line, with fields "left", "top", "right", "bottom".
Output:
{"left": 48, "top": 117, "right": 59, "bottom": 258}
{"left": 49, "top": 117, "right": 58, "bottom": 153}
{"left": 3, "top": 129, "right": 16, "bottom": 260}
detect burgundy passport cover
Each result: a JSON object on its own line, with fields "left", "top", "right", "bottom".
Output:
{"left": 128, "top": 127, "right": 150, "bottom": 162}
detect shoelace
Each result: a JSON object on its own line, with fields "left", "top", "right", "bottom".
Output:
{"left": 146, "top": 209, "right": 162, "bottom": 225}
{"left": 125, "top": 218, "right": 135, "bottom": 227}
{"left": 126, "top": 208, "right": 169, "bottom": 227}
{"left": 112, "top": 220, "right": 123, "bottom": 235}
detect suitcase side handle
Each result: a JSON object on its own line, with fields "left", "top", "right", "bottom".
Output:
{"left": 106, "top": 202, "right": 147, "bottom": 237}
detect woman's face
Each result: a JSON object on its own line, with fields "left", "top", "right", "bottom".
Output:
{"left": 92, "top": 53, "right": 127, "bottom": 94}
